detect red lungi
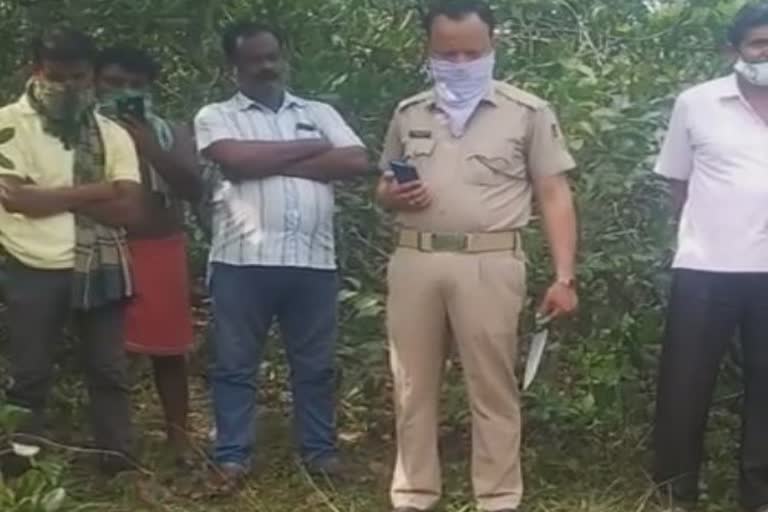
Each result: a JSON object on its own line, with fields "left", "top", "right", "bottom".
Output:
{"left": 125, "top": 233, "right": 194, "bottom": 355}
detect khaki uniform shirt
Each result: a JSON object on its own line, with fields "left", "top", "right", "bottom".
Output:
{"left": 379, "top": 81, "right": 575, "bottom": 233}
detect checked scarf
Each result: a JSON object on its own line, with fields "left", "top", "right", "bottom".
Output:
{"left": 27, "top": 79, "right": 133, "bottom": 310}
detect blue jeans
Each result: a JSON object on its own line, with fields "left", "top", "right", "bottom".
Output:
{"left": 210, "top": 263, "right": 339, "bottom": 466}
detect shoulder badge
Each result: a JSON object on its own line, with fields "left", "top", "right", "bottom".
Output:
{"left": 397, "top": 90, "right": 433, "bottom": 113}
{"left": 494, "top": 81, "right": 547, "bottom": 110}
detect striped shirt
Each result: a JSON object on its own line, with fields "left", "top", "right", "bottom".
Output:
{"left": 194, "top": 92, "right": 364, "bottom": 270}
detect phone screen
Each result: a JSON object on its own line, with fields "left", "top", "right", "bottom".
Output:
{"left": 116, "top": 97, "right": 146, "bottom": 121}
{"left": 390, "top": 160, "right": 419, "bottom": 184}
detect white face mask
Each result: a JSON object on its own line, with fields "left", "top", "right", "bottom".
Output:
{"left": 734, "top": 58, "right": 768, "bottom": 87}
{"left": 429, "top": 51, "right": 495, "bottom": 137}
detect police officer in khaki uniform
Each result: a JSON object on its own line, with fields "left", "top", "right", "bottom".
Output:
{"left": 376, "top": 2, "right": 579, "bottom": 511}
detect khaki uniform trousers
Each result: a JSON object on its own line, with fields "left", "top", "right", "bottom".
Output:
{"left": 387, "top": 246, "right": 526, "bottom": 511}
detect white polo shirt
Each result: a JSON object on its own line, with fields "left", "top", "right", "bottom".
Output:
{"left": 655, "top": 74, "right": 768, "bottom": 272}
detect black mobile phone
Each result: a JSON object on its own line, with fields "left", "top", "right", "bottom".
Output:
{"left": 390, "top": 160, "right": 420, "bottom": 184}
{"left": 116, "top": 96, "right": 146, "bottom": 121}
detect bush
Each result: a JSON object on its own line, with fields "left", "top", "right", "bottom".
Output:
{"left": 0, "top": 0, "right": 747, "bottom": 431}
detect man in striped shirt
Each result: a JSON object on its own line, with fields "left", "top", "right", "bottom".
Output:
{"left": 194, "top": 21, "right": 369, "bottom": 484}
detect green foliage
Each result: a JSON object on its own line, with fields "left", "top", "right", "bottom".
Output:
{"left": 0, "top": 404, "right": 29, "bottom": 439}
{"left": 0, "top": 367, "right": 87, "bottom": 512}
{"left": 0, "top": 0, "right": 746, "bottom": 436}
{"left": 0, "top": 1, "right": 753, "bottom": 509}
{"left": 0, "top": 467, "right": 85, "bottom": 512}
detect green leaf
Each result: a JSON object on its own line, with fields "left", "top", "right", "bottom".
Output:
{"left": 0, "top": 152, "right": 15, "bottom": 171}
{"left": 41, "top": 488, "right": 66, "bottom": 512}
{"left": 569, "top": 139, "right": 585, "bottom": 151}
{"left": 0, "top": 403, "right": 30, "bottom": 433}
{"left": 0, "top": 127, "right": 14, "bottom": 145}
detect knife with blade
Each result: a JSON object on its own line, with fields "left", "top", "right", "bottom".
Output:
{"left": 523, "top": 315, "right": 551, "bottom": 391}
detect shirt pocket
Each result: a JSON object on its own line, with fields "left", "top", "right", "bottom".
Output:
{"left": 294, "top": 120, "right": 323, "bottom": 140}
{"left": 465, "top": 137, "right": 526, "bottom": 186}
{"left": 403, "top": 137, "right": 436, "bottom": 163}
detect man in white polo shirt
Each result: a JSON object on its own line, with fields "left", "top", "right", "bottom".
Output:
{"left": 653, "top": 3, "right": 768, "bottom": 511}
{"left": 194, "top": 21, "right": 369, "bottom": 486}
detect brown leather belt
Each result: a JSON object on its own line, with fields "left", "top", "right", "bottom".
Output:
{"left": 397, "top": 229, "right": 519, "bottom": 253}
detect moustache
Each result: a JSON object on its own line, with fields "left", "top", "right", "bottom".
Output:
{"left": 255, "top": 71, "right": 280, "bottom": 81}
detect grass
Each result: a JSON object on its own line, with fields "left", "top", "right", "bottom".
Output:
{"left": 0, "top": 311, "right": 743, "bottom": 512}
{"left": 45, "top": 361, "right": 743, "bottom": 512}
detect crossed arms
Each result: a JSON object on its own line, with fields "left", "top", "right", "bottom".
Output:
{"left": 202, "top": 139, "right": 369, "bottom": 183}
{"left": 0, "top": 175, "right": 143, "bottom": 228}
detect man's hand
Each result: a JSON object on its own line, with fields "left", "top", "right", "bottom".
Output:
{"left": 376, "top": 172, "right": 432, "bottom": 212}
{"left": 0, "top": 178, "right": 117, "bottom": 218}
{"left": 281, "top": 146, "right": 369, "bottom": 182}
{"left": 204, "top": 139, "right": 333, "bottom": 181}
{"left": 0, "top": 183, "right": 37, "bottom": 213}
{"left": 119, "top": 115, "right": 162, "bottom": 158}
{"left": 0, "top": 174, "right": 19, "bottom": 197}
{"left": 538, "top": 281, "right": 578, "bottom": 320}
{"left": 532, "top": 173, "right": 578, "bottom": 321}
{"left": 76, "top": 180, "right": 144, "bottom": 228}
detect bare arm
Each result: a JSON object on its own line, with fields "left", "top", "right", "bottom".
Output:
{"left": 669, "top": 178, "right": 688, "bottom": 221}
{"left": 0, "top": 175, "right": 118, "bottom": 218}
{"left": 74, "top": 181, "right": 144, "bottom": 228}
{"left": 203, "top": 139, "right": 332, "bottom": 181}
{"left": 533, "top": 173, "right": 578, "bottom": 282}
{"left": 375, "top": 175, "right": 394, "bottom": 209}
{"left": 281, "top": 146, "right": 369, "bottom": 182}
{"left": 126, "top": 120, "right": 203, "bottom": 202}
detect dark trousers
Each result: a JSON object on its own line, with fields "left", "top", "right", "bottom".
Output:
{"left": 654, "top": 269, "right": 768, "bottom": 510}
{"left": 3, "top": 258, "right": 133, "bottom": 453}
{"left": 209, "top": 263, "right": 338, "bottom": 466}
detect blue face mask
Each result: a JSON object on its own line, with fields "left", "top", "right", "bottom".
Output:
{"left": 429, "top": 51, "right": 495, "bottom": 137}
{"left": 735, "top": 58, "right": 768, "bottom": 87}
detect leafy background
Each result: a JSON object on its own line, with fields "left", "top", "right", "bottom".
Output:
{"left": 0, "top": 0, "right": 754, "bottom": 510}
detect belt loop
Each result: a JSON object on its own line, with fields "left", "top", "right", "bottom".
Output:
{"left": 424, "top": 232, "right": 434, "bottom": 252}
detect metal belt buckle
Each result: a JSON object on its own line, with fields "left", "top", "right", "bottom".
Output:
{"left": 428, "top": 233, "right": 468, "bottom": 252}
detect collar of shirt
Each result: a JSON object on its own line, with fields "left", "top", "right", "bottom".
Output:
{"left": 423, "top": 86, "right": 499, "bottom": 129}
{"left": 231, "top": 90, "right": 308, "bottom": 113}
{"left": 713, "top": 73, "right": 762, "bottom": 107}
{"left": 715, "top": 73, "right": 768, "bottom": 125}
{"left": 15, "top": 94, "right": 41, "bottom": 116}
{"left": 425, "top": 86, "right": 500, "bottom": 112}
{"left": 714, "top": 73, "right": 741, "bottom": 100}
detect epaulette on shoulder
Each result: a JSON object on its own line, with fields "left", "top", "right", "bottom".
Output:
{"left": 396, "top": 90, "right": 433, "bottom": 113}
{"left": 493, "top": 81, "right": 547, "bottom": 110}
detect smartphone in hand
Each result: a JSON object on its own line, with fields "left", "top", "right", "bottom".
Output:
{"left": 390, "top": 160, "right": 419, "bottom": 184}
{"left": 116, "top": 96, "right": 146, "bottom": 122}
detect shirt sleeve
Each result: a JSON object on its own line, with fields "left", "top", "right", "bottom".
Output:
{"left": 527, "top": 104, "right": 576, "bottom": 178}
{"left": 378, "top": 110, "right": 404, "bottom": 172}
{"left": 194, "top": 105, "right": 232, "bottom": 153}
{"left": 0, "top": 111, "right": 30, "bottom": 180}
{"left": 313, "top": 103, "right": 364, "bottom": 148}
{"left": 654, "top": 95, "right": 693, "bottom": 181}
{"left": 105, "top": 121, "right": 140, "bottom": 183}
